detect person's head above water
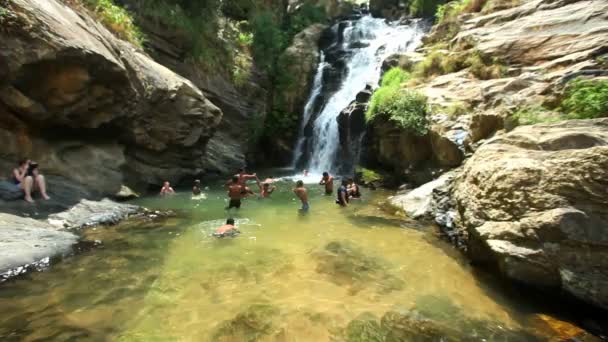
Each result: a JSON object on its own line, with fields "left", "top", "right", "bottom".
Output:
{"left": 341, "top": 179, "right": 348, "bottom": 187}
{"left": 232, "top": 176, "right": 239, "bottom": 183}
{"left": 238, "top": 167, "right": 245, "bottom": 174}
{"left": 226, "top": 218, "right": 235, "bottom": 225}
{"left": 347, "top": 178, "right": 354, "bottom": 184}
{"left": 322, "top": 172, "right": 329, "bottom": 177}
{"left": 296, "top": 180, "right": 304, "bottom": 187}
{"left": 163, "top": 181, "right": 170, "bottom": 187}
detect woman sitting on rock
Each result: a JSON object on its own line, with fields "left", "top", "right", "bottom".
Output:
{"left": 12, "top": 159, "right": 50, "bottom": 203}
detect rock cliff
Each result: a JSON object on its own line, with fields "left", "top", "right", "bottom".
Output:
{"left": 0, "top": 0, "right": 222, "bottom": 195}
{"left": 453, "top": 119, "right": 608, "bottom": 310}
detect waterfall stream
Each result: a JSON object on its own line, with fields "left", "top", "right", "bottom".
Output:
{"left": 292, "top": 15, "right": 428, "bottom": 174}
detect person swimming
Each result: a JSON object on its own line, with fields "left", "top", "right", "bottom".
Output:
{"left": 293, "top": 180, "right": 309, "bottom": 213}
{"left": 257, "top": 177, "right": 277, "bottom": 198}
{"left": 213, "top": 218, "right": 240, "bottom": 238}
{"left": 347, "top": 178, "right": 361, "bottom": 200}
{"left": 192, "top": 179, "right": 202, "bottom": 195}
{"left": 160, "top": 181, "right": 175, "bottom": 196}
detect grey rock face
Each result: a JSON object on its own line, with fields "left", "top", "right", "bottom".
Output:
{"left": 0, "top": 213, "right": 78, "bottom": 277}
{"left": 48, "top": 199, "right": 140, "bottom": 230}
{"left": 0, "top": 0, "right": 223, "bottom": 193}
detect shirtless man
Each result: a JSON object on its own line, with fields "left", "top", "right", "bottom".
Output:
{"left": 226, "top": 168, "right": 256, "bottom": 197}
{"left": 257, "top": 177, "right": 277, "bottom": 198}
{"left": 293, "top": 180, "right": 309, "bottom": 213}
{"left": 319, "top": 172, "right": 334, "bottom": 195}
{"left": 214, "top": 218, "right": 240, "bottom": 238}
{"left": 226, "top": 176, "right": 244, "bottom": 209}
{"left": 160, "top": 181, "right": 175, "bottom": 196}
{"left": 336, "top": 179, "right": 349, "bottom": 207}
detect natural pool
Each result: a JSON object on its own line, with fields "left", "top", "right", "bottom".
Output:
{"left": 0, "top": 177, "right": 597, "bottom": 340}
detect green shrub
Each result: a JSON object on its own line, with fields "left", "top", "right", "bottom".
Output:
{"left": 465, "top": 50, "right": 506, "bottom": 79}
{"left": 367, "top": 68, "right": 411, "bottom": 120}
{"left": 83, "top": 0, "right": 144, "bottom": 46}
{"left": 512, "top": 106, "right": 563, "bottom": 126}
{"left": 367, "top": 87, "right": 430, "bottom": 136}
{"left": 410, "top": 0, "right": 447, "bottom": 17}
{"left": 413, "top": 49, "right": 505, "bottom": 79}
{"left": 382, "top": 67, "right": 412, "bottom": 87}
{"left": 561, "top": 79, "right": 608, "bottom": 119}
{"left": 251, "top": 11, "right": 286, "bottom": 73}
{"left": 355, "top": 167, "right": 384, "bottom": 184}
{"left": 286, "top": 4, "right": 327, "bottom": 43}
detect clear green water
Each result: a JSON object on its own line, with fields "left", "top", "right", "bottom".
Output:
{"left": 0, "top": 178, "right": 592, "bottom": 341}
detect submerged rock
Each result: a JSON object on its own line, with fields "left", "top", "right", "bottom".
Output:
{"left": 453, "top": 118, "right": 608, "bottom": 309}
{"left": 213, "top": 304, "right": 280, "bottom": 341}
{"left": 314, "top": 240, "right": 404, "bottom": 294}
{"left": 0, "top": 213, "right": 78, "bottom": 279}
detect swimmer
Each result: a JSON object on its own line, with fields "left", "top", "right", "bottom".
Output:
{"left": 347, "top": 178, "right": 361, "bottom": 200}
{"left": 160, "top": 181, "right": 175, "bottom": 196}
{"left": 293, "top": 180, "right": 309, "bottom": 213}
{"left": 257, "top": 177, "right": 276, "bottom": 198}
{"left": 192, "top": 179, "right": 202, "bottom": 195}
{"left": 214, "top": 218, "right": 240, "bottom": 238}
{"left": 336, "top": 179, "right": 349, "bottom": 207}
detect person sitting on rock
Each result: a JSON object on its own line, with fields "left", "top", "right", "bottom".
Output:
{"left": 13, "top": 159, "right": 50, "bottom": 203}
{"left": 214, "top": 218, "right": 240, "bottom": 238}
{"left": 192, "top": 179, "right": 202, "bottom": 195}
{"left": 160, "top": 181, "right": 175, "bottom": 196}
{"left": 347, "top": 178, "right": 361, "bottom": 200}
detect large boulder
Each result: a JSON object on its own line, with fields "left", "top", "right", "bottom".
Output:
{"left": 0, "top": 0, "right": 223, "bottom": 193}
{"left": 0, "top": 213, "right": 78, "bottom": 277}
{"left": 47, "top": 199, "right": 140, "bottom": 230}
{"left": 389, "top": 171, "right": 456, "bottom": 219}
{"left": 452, "top": 118, "right": 608, "bottom": 309}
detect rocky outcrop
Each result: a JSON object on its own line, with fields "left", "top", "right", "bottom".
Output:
{"left": 452, "top": 119, "right": 608, "bottom": 309}
{"left": 288, "top": 0, "right": 355, "bottom": 18}
{"left": 0, "top": 0, "right": 223, "bottom": 195}
{"left": 279, "top": 24, "right": 328, "bottom": 120}
{"left": 336, "top": 85, "right": 372, "bottom": 173}
{"left": 389, "top": 171, "right": 456, "bottom": 219}
{"left": 0, "top": 213, "right": 78, "bottom": 279}
{"left": 47, "top": 199, "right": 140, "bottom": 230}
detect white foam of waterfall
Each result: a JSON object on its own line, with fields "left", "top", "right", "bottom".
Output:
{"left": 302, "top": 16, "right": 426, "bottom": 174}
{"left": 291, "top": 52, "right": 327, "bottom": 168}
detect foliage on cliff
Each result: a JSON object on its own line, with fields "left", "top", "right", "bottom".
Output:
{"left": 367, "top": 68, "right": 429, "bottom": 136}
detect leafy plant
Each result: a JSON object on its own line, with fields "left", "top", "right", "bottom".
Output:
{"left": 355, "top": 167, "right": 384, "bottom": 184}
{"left": 367, "top": 68, "right": 411, "bottom": 120}
{"left": 367, "top": 85, "right": 430, "bottom": 136}
{"left": 561, "top": 79, "right": 608, "bottom": 119}
{"left": 83, "top": 0, "right": 144, "bottom": 46}
{"left": 512, "top": 106, "right": 563, "bottom": 126}
{"left": 251, "top": 10, "right": 286, "bottom": 73}
{"left": 410, "top": 0, "right": 447, "bottom": 17}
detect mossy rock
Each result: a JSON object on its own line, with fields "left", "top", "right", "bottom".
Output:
{"left": 344, "top": 313, "right": 384, "bottom": 342}
{"left": 213, "top": 304, "right": 280, "bottom": 341}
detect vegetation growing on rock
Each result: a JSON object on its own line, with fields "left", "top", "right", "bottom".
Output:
{"left": 366, "top": 68, "right": 430, "bottom": 136}
{"left": 562, "top": 79, "right": 608, "bottom": 120}
{"left": 82, "top": 0, "right": 144, "bottom": 46}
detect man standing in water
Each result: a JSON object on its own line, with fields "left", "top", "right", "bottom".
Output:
{"left": 336, "top": 179, "right": 349, "bottom": 207}
{"left": 293, "top": 180, "right": 309, "bottom": 213}
{"left": 319, "top": 172, "right": 334, "bottom": 195}
{"left": 160, "top": 181, "right": 175, "bottom": 196}
{"left": 226, "top": 176, "right": 244, "bottom": 210}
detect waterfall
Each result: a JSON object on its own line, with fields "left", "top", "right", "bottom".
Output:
{"left": 293, "top": 15, "right": 428, "bottom": 175}
{"left": 291, "top": 52, "right": 327, "bottom": 168}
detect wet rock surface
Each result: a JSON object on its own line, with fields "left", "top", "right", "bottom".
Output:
{"left": 0, "top": 213, "right": 77, "bottom": 279}
{"left": 314, "top": 240, "right": 404, "bottom": 294}
{"left": 47, "top": 199, "right": 141, "bottom": 230}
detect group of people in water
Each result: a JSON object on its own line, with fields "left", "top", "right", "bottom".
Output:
{"left": 157, "top": 167, "right": 362, "bottom": 237}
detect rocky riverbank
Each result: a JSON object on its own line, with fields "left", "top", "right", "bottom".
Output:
{"left": 0, "top": 198, "right": 171, "bottom": 282}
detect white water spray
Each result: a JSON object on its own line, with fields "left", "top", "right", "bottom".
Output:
{"left": 296, "top": 16, "right": 427, "bottom": 174}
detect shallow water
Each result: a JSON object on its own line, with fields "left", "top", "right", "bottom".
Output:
{"left": 0, "top": 178, "right": 594, "bottom": 340}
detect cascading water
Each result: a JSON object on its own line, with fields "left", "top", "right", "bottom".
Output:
{"left": 292, "top": 15, "right": 428, "bottom": 175}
